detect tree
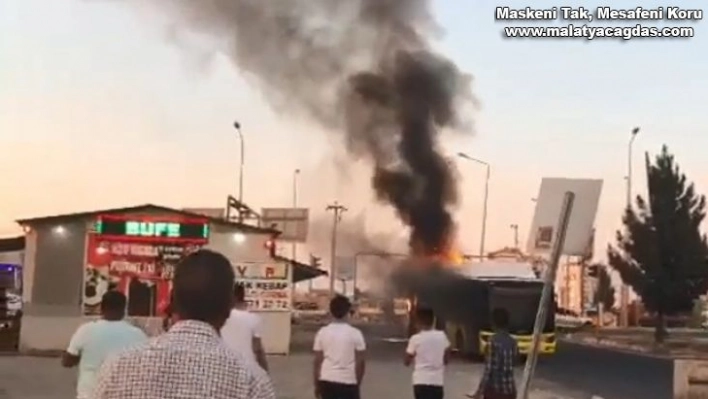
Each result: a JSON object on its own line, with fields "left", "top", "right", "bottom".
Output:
{"left": 592, "top": 264, "right": 615, "bottom": 312}
{"left": 607, "top": 145, "right": 708, "bottom": 343}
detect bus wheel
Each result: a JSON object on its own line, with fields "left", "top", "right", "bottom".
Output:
{"left": 519, "top": 354, "right": 528, "bottom": 364}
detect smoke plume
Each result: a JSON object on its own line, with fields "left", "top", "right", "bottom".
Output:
{"left": 129, "top": 0, "right": 475, "bottom": 253}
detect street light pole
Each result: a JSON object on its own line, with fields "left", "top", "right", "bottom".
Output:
{"left": 620, "top": 127, "right": 640, "bottom": 327}
{"left": 510, "top": 224, "right": 519, "bottom": 249}
{"left": 457, "top": 152, "right": 490, "bottom": 259}
{"left": 233, "top": 121, "right": 245, "bottom": 220}
{"left": 326, "top": 201, "right": 347, "bottom": 298}
{"left": 292, "top": 169, "right": 300, "bottom": 262}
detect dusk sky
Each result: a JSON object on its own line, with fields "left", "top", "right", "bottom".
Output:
{"left": 1, "top": 0, "right": 707, "bottom": 263}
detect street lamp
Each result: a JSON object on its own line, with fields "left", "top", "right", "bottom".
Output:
{"left": 626, "top": 127, "right": 640, "bottom": 209}
{"left": 620, "top": 127, "right": 640, "bottom": 327}
{"left": 233, "top": 121, "right": 245, "bottom": 206}
{"left": 510, "top": 224, "right": 519, "bottom": 249}
{"left": 292, "top": 169, "right": 300, "bottom": 261}
{"left": 457, "top": 152, "right": 490, "bottom": 259}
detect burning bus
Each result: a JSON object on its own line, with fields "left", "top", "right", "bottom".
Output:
{"left": 396, "top": 258, "right": 556, "bottom": 359}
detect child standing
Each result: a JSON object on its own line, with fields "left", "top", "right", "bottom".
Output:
{"left": 405, "top": 307, "right": 450, "bottom": 399}
{"left": 313, "top": 295, "right": 366, "bottom": 399}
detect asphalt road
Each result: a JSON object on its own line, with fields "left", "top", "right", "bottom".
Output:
{"left": 347, "top": 321, "right": 675, "bottom": 399}
{"left": 0, "top": 322, "right": 676, "bottom": 399}
{"left": 535, "top": 341, "right": 674, "bottom": 399}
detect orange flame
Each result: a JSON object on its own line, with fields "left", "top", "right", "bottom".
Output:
{"left": 409, "top": 227, "right": 463, "bottom": 266}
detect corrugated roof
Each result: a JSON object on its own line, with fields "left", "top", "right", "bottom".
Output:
{"left": 15, "top": 204, "right": 278, "bottom": 235}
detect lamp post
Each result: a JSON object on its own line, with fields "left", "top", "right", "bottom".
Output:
{"left": 457, "top": 152, "right": 490, "bottom": 259}
{"left": 292, "top": 169, "right": 300, "bottom": 261}
{"left": 620, "top": 127, "right": 640, "bottom": 327}
{"left": 233, "top": 121, "right": 245, "bottom": 207}
{"left": 510, "top": 224, "right": 519, "bottom": 249}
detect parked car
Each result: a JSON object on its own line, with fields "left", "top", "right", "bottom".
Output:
{"left": 555, "top": 308, "right": 593, "bottom": 329}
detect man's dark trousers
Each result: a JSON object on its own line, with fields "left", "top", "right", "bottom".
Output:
{"left": 413, "top": 384, "right": 443, "bottom": 399}
{"left": 318, "top": 381, "right": 360, "bottom": 399}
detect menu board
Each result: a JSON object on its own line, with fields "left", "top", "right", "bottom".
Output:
{"left": 234, "top": 262, "right": 291, "bottom": 312}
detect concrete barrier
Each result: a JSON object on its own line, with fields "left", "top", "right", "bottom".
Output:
{"left": 674, "top": 359, "right": 708, "bottom": 398}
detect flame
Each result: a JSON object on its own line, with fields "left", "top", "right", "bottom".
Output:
{"left": 409, "top": 230, "right": 464, "bottom": 266}
{"left": 432, "top": 247, "right": 464, "bottom": 265}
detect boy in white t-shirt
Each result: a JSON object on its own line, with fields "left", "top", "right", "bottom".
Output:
{"left": 313, "top": 295, "right": 366, "bottom": 399}
{"left": 405, "top": 307, "right": 450, "bottom": 399}
{"left": 221, "top": 283, "right": 269, "bottom": 372}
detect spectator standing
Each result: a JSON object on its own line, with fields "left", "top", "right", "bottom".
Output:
{"left": 221, "top": 283, "right": 269, "bottom": 371}
{"left": 62, "top": 291, "right": 147, "bottom": 399}
{"left": 404, "top": 307, "right": 450, "bottom": 399}
{"left": 313, "top": 295, "right": 366, "bottom": 399}
{"left": 467, "top": 308, "right": 518, "bottom": 399}
{"left": 90, "top": 249, "right": 276, "bottom": 399}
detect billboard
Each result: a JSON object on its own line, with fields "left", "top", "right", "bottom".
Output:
{"left": 526, "top": 178, "right": 603, "bottom": 257}
{"left": 183, "top": 207, "right": 225, "bottom": 219}
{"left": 334, "top": 256, "right": 356, "bottom": 281}
{"left": 261, "top": 208, "right": 309, "bottom": 242}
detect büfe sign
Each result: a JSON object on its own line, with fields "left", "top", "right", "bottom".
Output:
{"left": 234, "top": 262, "right": 290, "bottom": 312}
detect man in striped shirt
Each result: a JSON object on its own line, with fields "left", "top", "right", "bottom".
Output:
{"left": 90, "top": 250, "right": 276, "bottom": 399}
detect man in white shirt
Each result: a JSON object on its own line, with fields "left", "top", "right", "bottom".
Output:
{"left": 313, "top": 295, "right": 366, "bottom": 399}
{"left": 62, "top": 290, "right": 147, "bottom": 399}
{"left": 405, "top": 307, "right": 450, "bottom": 399}
{"left": 221, "top": 283, "right": 269, "bottom": 371}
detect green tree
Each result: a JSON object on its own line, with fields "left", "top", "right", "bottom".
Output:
{"left": 592, "top": 264, "right": 616, "bottom": 312}
{"left": 607, "top": 145, "right": 708, "bottom": 343}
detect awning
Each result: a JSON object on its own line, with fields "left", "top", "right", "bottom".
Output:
{"left": 273, "top": 255, "right": 327, "bottom": 283}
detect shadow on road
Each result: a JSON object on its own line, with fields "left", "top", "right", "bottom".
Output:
{"left": 535, "top": 341, "right": 673, "bottom": 399}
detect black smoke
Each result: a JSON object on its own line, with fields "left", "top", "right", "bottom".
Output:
{"left": 119, "top": 0, "right": 475, "bottom": 254}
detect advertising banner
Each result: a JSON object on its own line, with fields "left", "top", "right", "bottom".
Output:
{"left": 234, "top": 262, "right": 291, "bottom": 312}
{"left": 83, "top": 234, "right": 201, "bottom": 317}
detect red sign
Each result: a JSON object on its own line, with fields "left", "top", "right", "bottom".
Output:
{"left": 83, "top": 234, "right": 202, "bottom": 317}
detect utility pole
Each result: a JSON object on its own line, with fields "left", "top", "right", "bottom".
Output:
{"left": 510, "top": 224, "right": 519, "bottom": 249}
{"left": 326, "top": 201, "right": 347, "bottom": 298}
{"left": 292, "top": 169, "right": 300, "bottom": 262}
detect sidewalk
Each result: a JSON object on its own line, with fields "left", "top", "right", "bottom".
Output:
{"left": 566, "top": 331, "right": 708, "bottom": 359}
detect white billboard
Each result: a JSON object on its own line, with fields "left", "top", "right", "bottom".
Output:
{"left": 334, "top": 256, "right": 356, "bottom": 281}
{"left": 261, "top": 208, "right": 309, "bottom": 242}
{"left": 182, "top": 208, "right": 225, "bottom": 219}
{"left": 526, "top": 178, "right": 603, "bottom": 257}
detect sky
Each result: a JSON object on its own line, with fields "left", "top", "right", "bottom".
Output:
{"left": 1, "top": 0, "right": 707, "bottom": 265}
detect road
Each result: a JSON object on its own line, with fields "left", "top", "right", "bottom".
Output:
{"left": 349, "top": 322, "right": 675, "bottom": 399}
{"left": 536, "top": 341, "right": 673, "bottom": 399}
{"left": 0, "top": 323, "right": 675, "bottom": 399}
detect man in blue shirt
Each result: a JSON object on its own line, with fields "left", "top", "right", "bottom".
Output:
{"left": 62, "top": 290, "right": 147, "bottom": 399}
